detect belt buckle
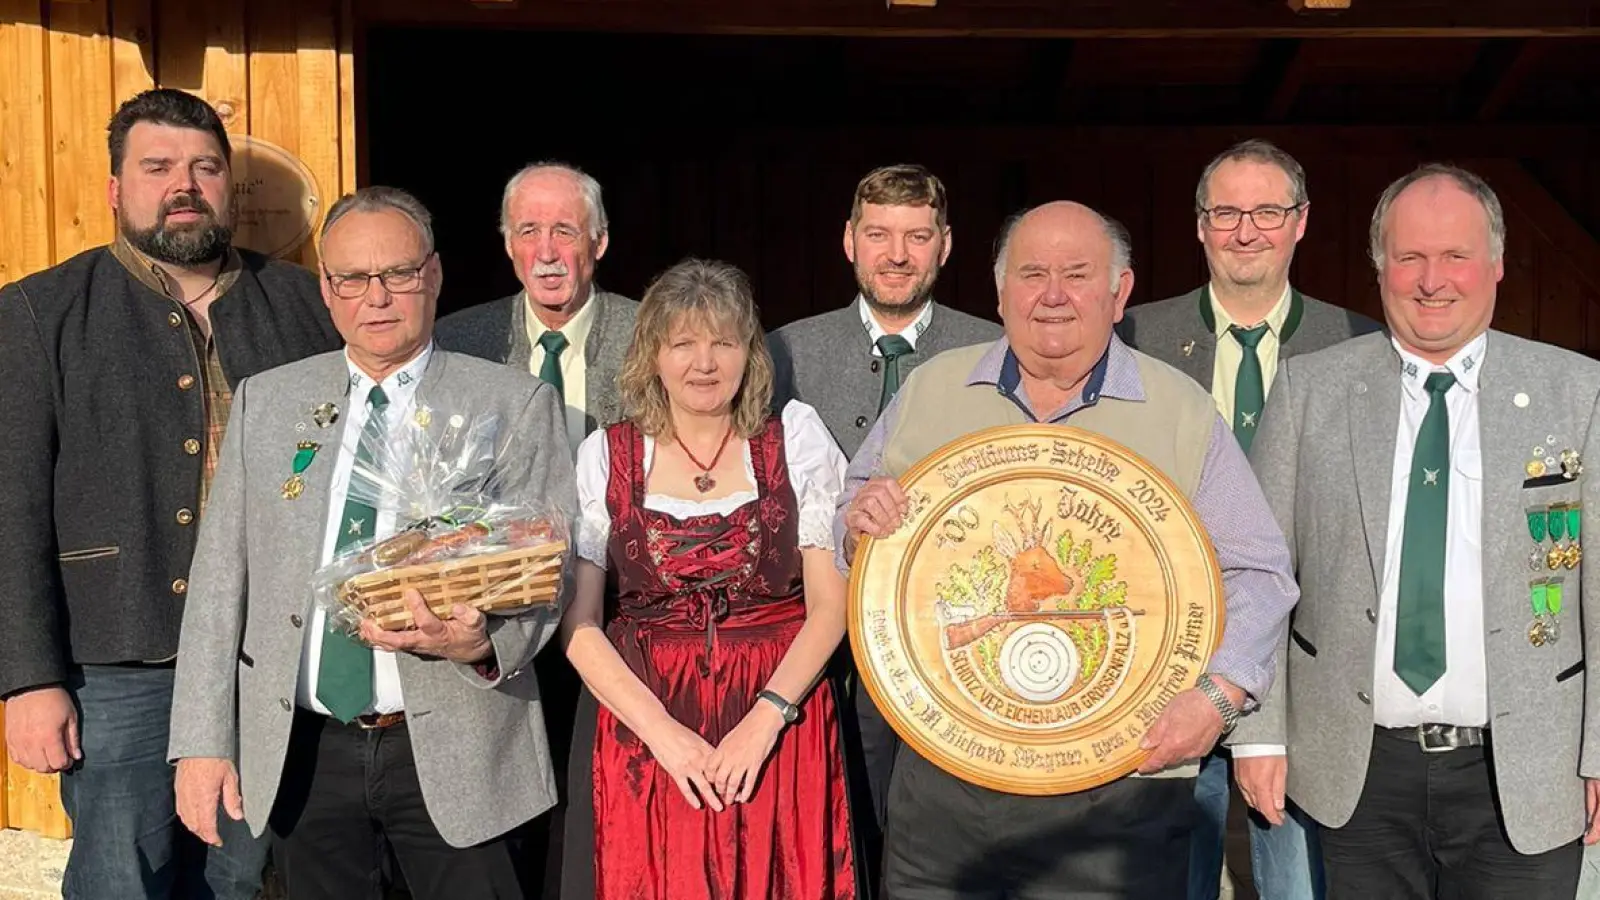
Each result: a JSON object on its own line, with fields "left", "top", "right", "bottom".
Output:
{"left": 355, "top": 711, "right": 404, "bottom": 730}
{"left": 1417, "top": 724, "right": 1455, "bottom": 753}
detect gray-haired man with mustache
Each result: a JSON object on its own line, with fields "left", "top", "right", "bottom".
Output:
{"left": 436, "top": 161, "right": 637, "bottom": 458}
{"left": 433, "top": 160, "right": 636, "bottom": 893}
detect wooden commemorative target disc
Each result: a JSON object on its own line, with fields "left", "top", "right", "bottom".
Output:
{"left": 848, "top": 424, "right": 1224, "bottom": 795}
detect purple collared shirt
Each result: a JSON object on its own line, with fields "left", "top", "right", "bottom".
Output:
{"left": 834, "top": 334, "right": 1298, "bottom": 701}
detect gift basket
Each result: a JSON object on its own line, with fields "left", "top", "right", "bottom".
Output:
{"left": 312, "top": 399, "right": 569, "bottom": 633}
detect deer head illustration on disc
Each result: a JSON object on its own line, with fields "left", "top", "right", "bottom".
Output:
{"left": 993, "top": 494, "right": 1075, "bottom": 614}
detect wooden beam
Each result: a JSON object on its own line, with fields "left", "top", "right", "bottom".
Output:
{"left": 1025, "top": 38, "right": 1075, "bottom": 120}
{"left": 1454, "top": 39, "right": 1548, "bottom": 122}
{"left": 887, "top": 0, "right": 937, "bottom": 6}
{"left": 355, "top": 0, "right": 1600, "bottom": 37}
{"left": 0, "top": 0, "right": 53, "bottom": 288}
{"left": 48, "top": 0, "right": 117, "bottom": 258}
{"left": 109, "top": 0, "right": 155, "bottom": 105}
{"left": 576, "top": 124, "right": 1593, "bottom": 162}
{"left": 1476, "top": 40, "right": 1546, "bottom": 120}
{"left": 1288, "top": 0, "right": 1351, "bottom": 10}
{"left": 1245, "top": 38, "right": 1311, "bottom": 122}
{"left": 1474, "top": 159, "right": 1600, "bottom": 297}
{"left": 339, "top": 0, "right": 358, "bottom": 195}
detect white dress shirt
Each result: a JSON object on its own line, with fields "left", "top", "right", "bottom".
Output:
{"left": 574, "top": 401, "right": 847, "bottom": 567}
{"left": 1207, "top": 283, "right": 1292, "bottom": 426}
{"left": 296, "top": 343, "right": 434, "bottom": 716}
{"left": 1232, "top": 333, "right": 1488, "bottom": 757}
{"left": 858, "top": 295, "right": 934, "bottom": 354}
{"left": 525, "top": 287, "right": 599, "bottom": 458}
{"left": 1373, "top": 333, "right": 1488, "bottom": 728}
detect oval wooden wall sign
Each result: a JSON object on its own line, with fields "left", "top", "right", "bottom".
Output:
{"left": 229, "top": 135, "right": 321, "bottom": 259}
{"left": 849, "top": 424, "right": 1225, "bottom": 795}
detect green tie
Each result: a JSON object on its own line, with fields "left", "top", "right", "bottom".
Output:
{"left": 317, "top": 384, "right": 387, "bottom": 722}
{"left": 538, "top": 331, "right": 569, "bottom": 401}
{"left": 1394, "top": 371, "right": 1456, "bottom": 695}
{"left": 1230, "top": 323, "right": 1270, "bottom": 454}
{"left": 876, "top": 334, "right": 914, "bottom": 413}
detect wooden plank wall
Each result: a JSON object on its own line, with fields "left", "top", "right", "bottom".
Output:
{"left": 0, "top": 0, "right": 357, "bottom": 839}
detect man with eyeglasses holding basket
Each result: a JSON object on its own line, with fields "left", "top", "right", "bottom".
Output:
{"left": 1118, "top": 139, "right": 1379, "bottom": 900}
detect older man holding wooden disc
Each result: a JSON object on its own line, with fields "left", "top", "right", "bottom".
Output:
{"left": 836, "top": 200, "right": 1300, "bottom": 899}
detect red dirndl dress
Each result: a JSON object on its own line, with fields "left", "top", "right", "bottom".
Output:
{"left": 580, "top": 416, "right": 857, "bottom": 900}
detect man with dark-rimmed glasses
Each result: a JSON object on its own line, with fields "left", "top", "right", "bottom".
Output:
{"left": 1118, "top": 139, "right": 1378, "bottom": 900}
{"left": 169, "top": 185, "right": 575, "bottom": 899}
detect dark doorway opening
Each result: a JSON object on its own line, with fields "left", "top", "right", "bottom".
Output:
{"left": 363, "top": 26, "right": 1600, "bottom": 348}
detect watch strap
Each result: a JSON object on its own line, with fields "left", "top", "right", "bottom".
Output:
{"left": 757, "top": 689, "right": 799, "bottom": 724}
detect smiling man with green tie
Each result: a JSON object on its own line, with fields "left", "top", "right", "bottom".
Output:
{"left": 1118, "top": 139, "right": 1379, "bottom": 900}
{"left": 1231, "top": 164, "right": 1600, "bottom": 899}
{"left": 768, "top": 164, "right": 999, "bottom": 894}
{"left": 770, "top": 164, "right": 1000, "bottom": 459}
{"left": 435, "top": 161, "right": 639, "bottom": 459}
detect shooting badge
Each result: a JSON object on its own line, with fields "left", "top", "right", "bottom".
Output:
{"left": 282, "top": 440, "right": 320, "bottom": 500}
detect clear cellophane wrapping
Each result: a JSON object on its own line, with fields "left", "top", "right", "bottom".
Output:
{"left": 311, "top": 401, "right": 569, "bottom": 633}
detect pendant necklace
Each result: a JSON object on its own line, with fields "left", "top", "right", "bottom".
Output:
{"left": 674, "top": 424, "right": 735, "bottom": 493}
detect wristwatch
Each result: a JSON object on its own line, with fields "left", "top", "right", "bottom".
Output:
{"left": 1196, "top": 674, "right": 1241, "bottom": 734}
{"left": 757, "top": 689, "right": 801, "bottom": 725}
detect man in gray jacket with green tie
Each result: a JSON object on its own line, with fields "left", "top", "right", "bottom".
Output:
{"left": 1118, "top": 139, "right": 1378, "bottom": 900}
{"left": 769, "top": 164, "right": 999, "bottom": 891}
{"left": 770, "top": 164, "right": 1000, "bottom": 459}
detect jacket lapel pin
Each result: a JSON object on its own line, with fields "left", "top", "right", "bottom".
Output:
{"left": 1561, "top": 449, "right": 1583, "bottom": 480}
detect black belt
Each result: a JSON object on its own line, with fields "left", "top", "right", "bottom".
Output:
{"left": 1380, "top": 723, "right": 1487, "bottom": 753}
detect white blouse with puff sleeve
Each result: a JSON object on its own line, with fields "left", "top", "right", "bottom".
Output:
{"left": 574, "top": 400, "right": 849, "bottom": 569}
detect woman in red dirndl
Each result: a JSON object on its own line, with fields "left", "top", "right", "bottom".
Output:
{"left": 559, "top": 259, "right": 857, "bottom": 900}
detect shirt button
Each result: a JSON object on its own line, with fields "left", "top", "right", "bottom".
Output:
{"left": 870, "top": 360, "right": 881, "bottom": 373}
{"left": 855, "top": 416, "right": 868, "bottom": 428}
{"left": 279, "top": 698, "right": 291, "bottom": 712}
{"left": 1365, "top": 608, "right": 1377, "bottom": 623}
{"left": 290, "top": 614, "right": 303, "bottom": 628}
{"left": 176, "top": 508, "right": 194, "bottom": 525}
{"left": 1357, "top": 691, "right": 1371, "bottom": 705}
{"left": 177, "top": 374, "right": 196, "bottom": 390}
{"left": 167, "top": 311, "right": 183, "bottom": 328}
{"left": 171, "top": 578, "right": 188, "bottom": 595}
{"left": 183, "top": 438, "right": 201, "bottom": 456}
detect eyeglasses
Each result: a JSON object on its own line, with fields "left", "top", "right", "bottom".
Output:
{"left": 1198, "top": 204, "right": 1305, "bottom": 232}
{"left": 323, "top": 253, "right": 434, "bottom": 299}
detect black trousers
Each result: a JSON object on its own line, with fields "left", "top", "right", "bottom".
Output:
{"left": 1319, "top": 726, "right": 1582, "bottom": 900}
{"left": 268, "top": 710, "right": 525, "bottom": 900}
{"left": 882, "top": 751, "right": 1197, "bottom": 900}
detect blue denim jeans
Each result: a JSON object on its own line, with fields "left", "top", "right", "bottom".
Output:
{"left": 57, "top": 664, "right": 268, "bottom": 900}
{"left": 1188, "top": 749, "right": 1325, "bottom": 900}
